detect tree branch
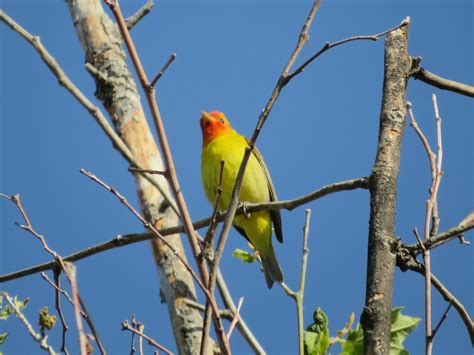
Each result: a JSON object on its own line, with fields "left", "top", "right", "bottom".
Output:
{"left": 125, "top": 0, "right": 154, "bottom": 30}
{"left": 121, "top": 319, "right": 173, "bottom": 355}
{"left": 287, "top": 17, "right": 410, "bottom": 82}
{"left": 401, "top": 263, "right": 474, "bottom": 345}
{"left": 405, "top": 209, "right": 473, "bottom": 254}
{"left": 1, "top": 292, "right": 57, "bottom": 355}
{"left": 361, "top": 22, "right": 411, "bottom": 355}
{"left": 0, "top": 177, "right": 367, "bottom": 283}
{"left": 410, "top": 58, "right": 474, "bottom": 98}
{"left": 0, "top": 9, "right": 179, "bottom": 215}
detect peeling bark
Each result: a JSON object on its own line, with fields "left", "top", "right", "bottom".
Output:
{"left": 66, "top": 1, "right": 209, "bottom": 353}
{"left": 361, "top": 25, "right": 410, "bottom": 354}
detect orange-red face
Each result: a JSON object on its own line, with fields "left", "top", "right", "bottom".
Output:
{"left": 200, "top": 111, "right": 233, "bottom": 146}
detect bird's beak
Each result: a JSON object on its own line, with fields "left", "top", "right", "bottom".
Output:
{"left": 201, "top": 111, "right": 214, "bottom": 124}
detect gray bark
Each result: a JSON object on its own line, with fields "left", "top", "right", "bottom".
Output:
{"left": 361, "top": 25, "right": 411, "bottom": 354}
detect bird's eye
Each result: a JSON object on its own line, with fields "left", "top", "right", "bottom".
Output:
{"left": 220, "top": 118, "right": 225, "bottom": 123}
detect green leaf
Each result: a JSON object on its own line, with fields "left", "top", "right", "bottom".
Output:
{"left": 305, "top": 308, "right": 330, "bottom": 355}
{"left": 13, "top": 296, "right": 29, "bottom": 312}
{"left": 232, "top": 249, "right": 257, "bottom": 263}
{"left": 340, "top": 307, "right": 420, "bottom": 355}
{"left": 0, "top": 295, "right": 29, "bottom": 320}
{"left": 390, "top": 307, "right": 420, "bottom": 355}
{"left": 0, "top": 332, "right": 8, "bottom": 345}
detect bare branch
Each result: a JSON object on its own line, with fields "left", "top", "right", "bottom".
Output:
{"left": 0, "top": 9, "right": 180, "bottom": 215}
{"left": 128, "top": 167, "right": 167, "bottom": 176}
{"left": 125, "top": 0, "right": 154, "bottom": 30}
{"left": 79, "top": 169, "right": 223, "bottom": 327}
{"left": 121, "top": 320, "right": 173, "bottom": 355}
{"left": 40, "top": 272, "right": 70, "bottom": 355}
{"left": 150, "top": 53, "right": 177, "bottom": 88}
{"left": 1, "top": 292, "right": 57, "bottom": 355}
{"left": 431, "top": 302, "right": 453, "bottom": 342}
{"left": 410, "top": 58, "right": 474, "bottom": 98}
{"left": 409, "top": 95, "right": 445, "bottom": 355}
{"left": 287, "top": 17, "right": 410, "bottom": 81}
{"left": 0, "top": 193, "right": 106, "bottom": 354}
{"left": 227, "top": 297, "right": 244, "bottom": 339}
{"left": 216, "top": 272, "right": 265, "bottom": 354}
{"left": 0, "top": 177, "right": 368, "bottom": 283}
{"left": 279, "top": 209, "right": 312, "bottom": 355}
{"left": 406, "top": 209, "right": 474, "bottom": 253}
{"left": 403, "top": 264, "right": 474, "bottom": 345}
{"left": 64, "top": 263, "right": 88, "bottom": 355}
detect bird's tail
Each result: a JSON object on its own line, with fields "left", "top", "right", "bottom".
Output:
{"left": 262, "top": 244, "right": 283, "bottom": 289}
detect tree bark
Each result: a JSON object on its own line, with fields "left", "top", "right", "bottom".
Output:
{"left": 361, "top": 25, "right": 410, "bottom": 354}
{"left": 66, "top": 1, "right": 210, "bottom": 353}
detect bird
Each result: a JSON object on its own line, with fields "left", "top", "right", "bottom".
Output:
{"left": 200, "top": 111, "right": 283, "bottom": 288}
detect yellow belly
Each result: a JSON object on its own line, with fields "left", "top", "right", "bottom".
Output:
{"left": 201, "top": 132, "right": 272, "bottom": 256}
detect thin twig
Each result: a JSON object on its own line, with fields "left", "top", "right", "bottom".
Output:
{"left": 125, "top": 0, "right": 154, "bottom": 30}
{"left": 182, "top": 299, "right": 234, "bottom": 319}
{"left": 227, "top": 297, "right": 244, "bottom": 339}
{"left": 216, "top": 271, "right": 266, "bottom": 354}
{"left": 409, "top": 97, "right": 445, "bottom": 355}
{"left": 150, "top": 53, "right": 177, "bottom": 88}
{"left": 0, "top": 195, "right": 87, "bottom": 355}
{"left": 200, "top": 1, "right": 322, "bottom": 351}
{"left": 0, "top": 176, "right": 368, "bottom": 283}
{"left": 1, "top": 292, "right": 57, "bottom": 355}
{"left": 51, "top": 272, "right": 70, "bottom": 354}
{"left": 40, "top": 272, "right": 75, "bottom": 308}
{"left": 138, "top": 323, "right": 145, "bottom": 355}
{"left": 406, "top": 209, "right": 473, "bottom": 253}
{"left": 297, "top": 209, "right": 311, "bottom": 355}
{"left": 65, "top": 263, "right": 88, "bottom": 355}
{"left": 286, "top": 17, "right": 410, "bottom": 82}
{"left": 403, "top": 264, "right": 474, "bottom": 345}
{"left": 128, "top": 167, "right": 167, "bottom": 175}
{"left": 122, "top": 320, "right": 173, "bottom": 355}
{"left": 84, "top": 63, "right": 108, "bottom": 83}
{"left": 413, "top": 228, "right": 426, "bottom": 253}
{"left": 0, "top": 193, "right": 106, "bottom": 355}
{"left": 200, "top": 160, "right": 225, "bottom": 262}
{"left": 279, "top": 209, "right": 312, "bottom": 355}
{"left": 406, "top": 102, "right": 437, "bottom": 182}
{"left": 431, "top": 302, "right": 453, "bottom": 341}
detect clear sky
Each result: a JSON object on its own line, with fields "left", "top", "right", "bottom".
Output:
{"left": 1, "top": 1, "right": 472, "bottom": 354}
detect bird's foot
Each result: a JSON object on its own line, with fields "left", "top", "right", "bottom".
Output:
{"left": 239, "top": 202, "right": 251, "bottom": 219}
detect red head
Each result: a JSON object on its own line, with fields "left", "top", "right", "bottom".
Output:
{"left": 200, "top": 111, "right": 233, "bottom": 146}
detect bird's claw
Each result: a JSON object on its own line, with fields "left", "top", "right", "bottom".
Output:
{"left": 240, "top": 202, "right": 251, "bottom": 218}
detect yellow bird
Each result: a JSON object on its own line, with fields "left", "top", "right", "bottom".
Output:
{"left": 200, "top": 111, "right": 283, "bottom": 288}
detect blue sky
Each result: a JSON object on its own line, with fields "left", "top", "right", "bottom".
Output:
{"left": 1, "top": 1, "right": 472, "bottom": 354}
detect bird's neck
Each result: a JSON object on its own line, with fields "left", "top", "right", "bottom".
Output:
{"left": 202, "top": 125, "right": 234, "bottom": 147}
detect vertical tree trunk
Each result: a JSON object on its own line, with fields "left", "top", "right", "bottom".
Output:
{"left": 66, "top": 1, "right": 210, "bottom": 353}
{"left": 361, "top": 25, "right": 410, "bottom": 354}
